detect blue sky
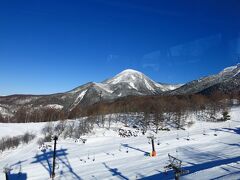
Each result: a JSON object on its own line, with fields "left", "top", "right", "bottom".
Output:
{"left": 0, "top": 0, "right": 240, "bottom": 95}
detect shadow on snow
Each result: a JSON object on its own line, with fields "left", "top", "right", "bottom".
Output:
{"left": 103, "top": 162, "right": 129, "bottom": 180}
{"left": 6, "top": 160, "right": 28, "bottom": 180}
{"left": 140, "top": 145, "right": 240, "bottom": 180}
{"left": 140, "top": 156, "right": 240, "bottom": 179}
{"left": 7, "top": 173, "right": 27, "bottom": 180}
{"left": 121, "top": 143, "right": 150, "bottom": 156}
{"left": 31, "top": 148, "right": 81, "bottom": 179}
{"left": 211, "top": 127, "right": 240, "bottom": 135}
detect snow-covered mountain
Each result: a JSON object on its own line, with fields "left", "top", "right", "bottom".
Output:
{"left": 67, "top": 69, "right": 181, "bottom": 109}
{"left": 0, "top": 64, "right": 239, "bottom": 117}
{"left": 104, "top": 69, "right": 170, "bottom": 94}
{"left": 105, "top": 69, "right": 182, "bottom": 93}
{"left": 170, "top": 63, "right": 240, "bottom": 95}
{"left": 0, "top": 69, "right": 181, "bottom": 116}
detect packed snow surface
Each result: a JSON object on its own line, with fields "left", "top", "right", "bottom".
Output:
{"left": 0, "top": 107, "right": 240, "bottom": 179}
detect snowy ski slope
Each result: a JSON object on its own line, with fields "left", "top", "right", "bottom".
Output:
{"left": 0, "top": 107, "right": 240, "bottom": 180}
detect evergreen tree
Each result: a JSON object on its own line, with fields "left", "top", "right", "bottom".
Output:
{"left": 222, "top": 111, "right": 230, "bottom": 121}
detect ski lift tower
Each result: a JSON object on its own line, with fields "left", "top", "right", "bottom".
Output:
{"left": 51, "top": 135, "right": 58, "bottom": 179}
{"left": 164, "top": 153, "right": 189, "bottom": 180}
{"left": 147, "top": 135, "right": 157, "bottom": 157}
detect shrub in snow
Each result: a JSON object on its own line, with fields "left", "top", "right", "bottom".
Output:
{"left": 37, "top": 138, "right": 45, "bottom": 146}
{"left": 54, "top": 120, "right": 66, "bottom": 136}
{"left": 22, "top": 132, "right": 36, "bottom": 144}
{"left": 62, "top": 119, "right": 93, "bottom": 139}
{"left": 222, "top": 111, "right": 231, "bottom": 121}
{"left": 63, "top": 121, "right": 75, "bottom": 139}
{"left": 41, "top": 122, "right": 54, "bottom": 137}
{"left": 0, "top": 132, "right": 35, "bottom": 152}
{"left": 72, "top": 119, "right": 93, "bottom": 139}
{"left": 187, "top": 121, "right": 195, "bottom": 128}
{"left": 37, "top": 134, "right": 52, "bottom": 146}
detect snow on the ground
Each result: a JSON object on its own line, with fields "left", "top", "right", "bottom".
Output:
{"left": 0, "top": 107, "right": 240, "bottom": 180}
{"left": 0, "top": 122, "right": 45, "bottom": 138}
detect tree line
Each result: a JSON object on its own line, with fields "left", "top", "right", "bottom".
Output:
{"left": 0, "top": 92, "right": 239, "bottom": 128}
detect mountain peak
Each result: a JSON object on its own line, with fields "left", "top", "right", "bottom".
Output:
{"left": 119, "top": 69, "right": 143, "bottom": 75}
{"left": 220, "top": 63, "right": 240, "bottom": 75}
{"left": 106, "top": 69, "right": 145, "bottom": 85}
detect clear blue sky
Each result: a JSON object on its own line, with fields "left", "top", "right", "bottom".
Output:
{"left": 0, "top": 0, "right": 240, "bottom": 95}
